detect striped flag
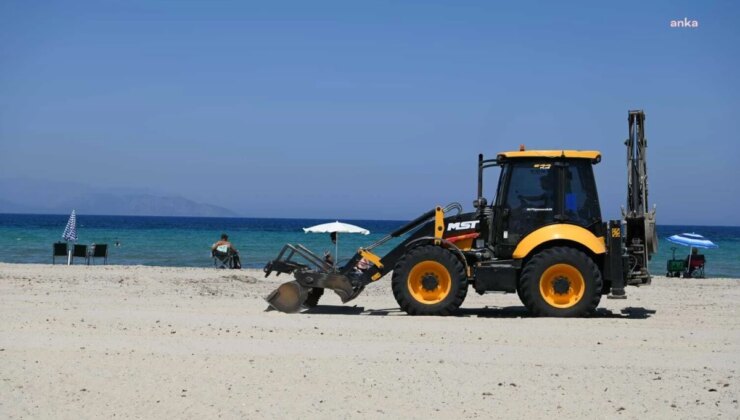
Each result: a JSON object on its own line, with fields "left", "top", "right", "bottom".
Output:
{"left": 62, "top": 210, "right": 78, "bottom": 242}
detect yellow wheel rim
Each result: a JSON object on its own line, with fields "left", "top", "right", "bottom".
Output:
{"left": 407, "top": 261, "right": 452, "bottom": 304}
{"left": 539, "top": 263, "right": 585, "bottom": 308}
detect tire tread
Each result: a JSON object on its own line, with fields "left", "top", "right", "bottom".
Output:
{"left": 391, "top": 245, "right": 467, "bottom": 316}
{"left": 519, "top": 246, "right": 602, "bottom": 317}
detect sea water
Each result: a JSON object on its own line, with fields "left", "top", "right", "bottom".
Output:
{"left": 0, "top": 214, "right": 737, "bottom": 278}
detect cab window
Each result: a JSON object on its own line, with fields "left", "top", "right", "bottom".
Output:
{"left": 505, "top": 162, "right": 557, "bottom": 212}
{"left": 504, "top": 161, "right": 557, "bottom": 238}
{"left": 564, "top": 161, "right": 601, "bottom": 226}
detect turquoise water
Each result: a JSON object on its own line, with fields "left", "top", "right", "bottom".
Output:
{"left": 0, "top": 214, "right": 738, "bottom": 277}
{"left": 0, "top": 214, "right": 408, "bottom": 269}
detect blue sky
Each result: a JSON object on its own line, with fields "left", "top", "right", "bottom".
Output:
{"left": 1, "top": 1, "right": 738, "bottom": 224}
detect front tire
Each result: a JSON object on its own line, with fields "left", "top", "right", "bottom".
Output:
{"left": 391, "top": 245, "right": 467, "bottom": 316}
{"left": 519, "top": 246, "right": 602, "bottom": 317}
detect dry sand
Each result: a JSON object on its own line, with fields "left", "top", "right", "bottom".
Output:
{"left": 1, "top": 263, "right": 738, "bottom": 419}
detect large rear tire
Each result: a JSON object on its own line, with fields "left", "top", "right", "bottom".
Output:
{"left": 391, "top": 245, "right": 467, "bottom": 316}
{"left": 516, "top": 284, "right": 525, "bottom": 305}
{"left": 519, "top": 246, "right": 602, "bottom": 317}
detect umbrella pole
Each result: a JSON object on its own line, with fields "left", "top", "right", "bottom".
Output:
{"left": 686, "top": 246, "right": 692, "bottom": 277}
{"left": 335, "top": 234, "right": 339, "bottom": 269}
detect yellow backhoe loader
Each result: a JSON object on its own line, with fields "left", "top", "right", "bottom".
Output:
{"left": 264, "top": 110, "right": 657, "bottom": 317}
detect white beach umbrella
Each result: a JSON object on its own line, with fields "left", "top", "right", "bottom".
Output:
{"left": 61, "top": 209, "right": 78, "bottom": 265}
{"left": 62, "top": 210, "right": 78, "bottom": 242}
{"left": 303, "top": 221, "right": 370, "bottom": 267}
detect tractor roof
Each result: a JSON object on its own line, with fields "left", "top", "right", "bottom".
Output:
{"left": 497, "top": 150, "right": 601, "bottom": 163}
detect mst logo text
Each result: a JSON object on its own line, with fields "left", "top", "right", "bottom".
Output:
{"left": 447, "top": 221, "right": 480, "bottom": 231}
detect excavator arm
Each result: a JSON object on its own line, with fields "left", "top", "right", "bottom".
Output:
{"left": 623, "top": 110, "right": 657, "bottom": 284}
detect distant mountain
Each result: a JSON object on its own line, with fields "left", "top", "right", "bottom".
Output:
{"left": 0, "top": 178, "right": 237, "bottom": 217}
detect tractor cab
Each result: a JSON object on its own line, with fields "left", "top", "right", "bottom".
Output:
{"left": 475, "top": 150, "right": 604, "bottom": 260}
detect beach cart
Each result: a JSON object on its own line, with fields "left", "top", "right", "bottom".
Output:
{"left": 665, "top": 247, "right": 686, "bottom": 277}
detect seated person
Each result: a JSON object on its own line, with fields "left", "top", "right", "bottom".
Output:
{"left": 518, "top": 175, "right": 555, "bottom": 209}
{"left": 686, "top": 248, "right": 705, "bottom": 276}
{"left": 323, "top": 251, "right": 335, "bottom": 268}
{"left": 212, "top": 233, "right": 242, "bottom": 269}
{"left": 355, "top": 258, "right": 371, "bottom": 272}
{"left": 348, "top": 258, "right": 372, "bottom": 281}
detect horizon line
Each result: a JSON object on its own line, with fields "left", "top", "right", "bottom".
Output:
{"left": 0, "top": 212, "right": 738, "bottom": 228}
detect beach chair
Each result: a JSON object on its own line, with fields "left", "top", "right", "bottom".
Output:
{"left": 90, "top": 244, "right": 108, "bottom": 265}
{"left": 72, "top": 244, "right": 89, "bottom": 265}
{"left": 53, "top": 242, "right": 68, "bottom": 264}
{"left": 212, "top": 244, "right": 235, "bottom": 269}
{"left": 685, "top": 254, "right": 706, "bottom": 278}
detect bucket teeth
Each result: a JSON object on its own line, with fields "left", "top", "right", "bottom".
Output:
{"left": 265, "top": 281, "right": 309, "bottom": 313}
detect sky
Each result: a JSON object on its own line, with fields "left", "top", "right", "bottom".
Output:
{"left": 1, "top": 0, "right": 738, "bottom": 224}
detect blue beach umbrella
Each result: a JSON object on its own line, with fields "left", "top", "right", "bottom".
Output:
{"left": 62, "top": 210, "right": 78, "bottom": 242}
{"left": 666, "top": 233, "right": 718, "bottom": 273}
{"left": 666, "top": 233, "right": 718, "bottom": 249}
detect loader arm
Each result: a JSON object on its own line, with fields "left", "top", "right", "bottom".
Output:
{"left": 345, "top": 203, "right": 463, "bottom": 282}
{"left": 264, "top": 203, "right": 463, "bottom": 312}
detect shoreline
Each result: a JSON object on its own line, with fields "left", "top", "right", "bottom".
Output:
{"left": 2, "top": 260, "right": 738, "bottom": 279}
{"left": 1, "top": 263, "right": 738, "bottom": 417}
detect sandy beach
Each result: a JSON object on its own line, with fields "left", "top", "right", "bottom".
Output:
{"left": 0, "top": 263, "right": 738, "bottom": 419}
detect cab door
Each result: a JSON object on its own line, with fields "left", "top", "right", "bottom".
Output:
{"left": 492, "top": 160, "right": 559, "bottom": 258}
